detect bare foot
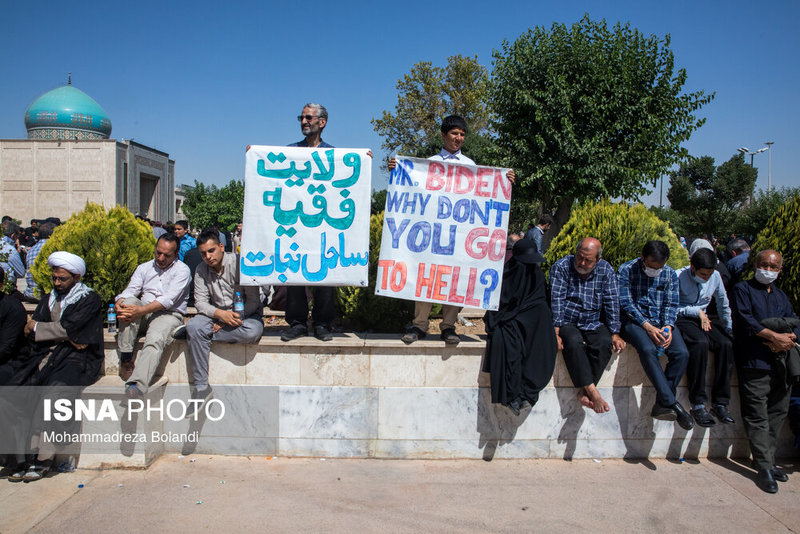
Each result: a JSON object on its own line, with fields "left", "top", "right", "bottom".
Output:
{"left": 577, "top": 389, "right": 594, "bottom": 410}
{"left": 585, "top": 385, "right": 610, "bottom": 414}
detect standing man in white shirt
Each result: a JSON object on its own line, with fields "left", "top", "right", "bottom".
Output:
{"left": 389, "top": 115, "right": 515, "bottom": 345}
{"left": 116, "top": 233, "right": 191, "bottom": 398}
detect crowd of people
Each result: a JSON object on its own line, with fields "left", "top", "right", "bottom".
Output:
{"left": 0, "top": 106, "right": 797, "bottom": 496}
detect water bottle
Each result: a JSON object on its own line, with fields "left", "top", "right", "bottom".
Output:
{"left": 655, "top": 327, "right": 669, "bottom": 356}
{"left": 233, "top": 291, "right": 245, "bottom": 316}
{"left": 107, "top": 304, "right": 117, "bottom": 334}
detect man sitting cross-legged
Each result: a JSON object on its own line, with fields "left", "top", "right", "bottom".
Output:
{"left": 116, "top": 233, "right": 191, "bottom": 398}
{"left": 550, "top": 237, "right": 625, "bottom": 413}
{"left": 181, "top": 230, "right": 263, "bottom": 414}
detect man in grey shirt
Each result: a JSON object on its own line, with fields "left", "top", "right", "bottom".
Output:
{"left": 183, "top": 229, "right": 263, "bottom": 408}
{"left": 116, "top": 233, "right": 191, "bottom": 398}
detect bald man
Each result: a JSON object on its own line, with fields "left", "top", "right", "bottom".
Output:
{"left": 732, "top": 249, "right": 800, "bottom": 493}
{"left": 549, "top": 238, "right": 625, "bottom": 413}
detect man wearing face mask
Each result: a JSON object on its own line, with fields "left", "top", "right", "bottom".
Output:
{"left": 732, "top": 249, "right": 800, "bottom": 493}
{"left": 675, "top": 246, "right": 734, "bottom": 427}
{"left": 618, "top": 240, "right": 693, "bottom": 430}
{"left": 550, "top": 238, "right": 625, "bottom": 413}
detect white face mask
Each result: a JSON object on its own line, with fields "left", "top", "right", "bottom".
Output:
{"left": 643, "top": 265, "right": 663, "bottom": 278}
{"left": 693, "top": 275, "right": 708, "bottom": 285}
{"left": 754, "top": 268, "right": 779, "bottom": 285}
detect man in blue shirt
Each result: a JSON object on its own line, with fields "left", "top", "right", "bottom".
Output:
{"left": 726, "top": 238, "right": 750, "bottom": 284}
{"left": 732, "top": 249, "right": 799, "bottom": 493}
{"left": 1, "top": 223, "right": 25, "bottom": 284}
{"left": 676, "top": 246, "right": 734, "bottom": 427}
{"left": 550, "top": 237, "right": 625, "bottom": 413}
{"left": 23, "top": 222, "right": 55, "bottom": 302}
{"left": 618, "top": 240, "right": 693, "bottom": 430}
{"left": 525, "top": 214, "right": 553, "bottom": 254}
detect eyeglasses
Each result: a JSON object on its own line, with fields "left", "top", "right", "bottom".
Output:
{"left": 52, "top": 274, "right": 74, "bottom": 283}
{"left": 297, "top": 114, "right": 318, "bottom": 122}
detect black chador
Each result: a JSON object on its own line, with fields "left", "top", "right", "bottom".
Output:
{"left": 483, "top": 238, "right": 557, "bottom": 415}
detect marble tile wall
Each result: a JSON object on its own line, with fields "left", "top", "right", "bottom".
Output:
{"left": 93, "top": 336, "right": 796, "bottom": 461}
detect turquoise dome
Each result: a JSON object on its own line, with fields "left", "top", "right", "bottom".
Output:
{"left": 25, "top": 85, "right": 112, "bottom": 140}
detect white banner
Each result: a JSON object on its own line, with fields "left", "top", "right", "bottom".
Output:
{"left": 375, "top": 156, "right": 512, "bottom": 311}
{"left": 240, "top": 146, "right": 371, "bottom": 286}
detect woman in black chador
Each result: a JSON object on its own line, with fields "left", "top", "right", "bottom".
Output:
{"left": 483, "top": 238, "right": 557, "bottom": 415}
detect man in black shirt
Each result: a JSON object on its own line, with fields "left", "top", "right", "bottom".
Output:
{"left": 732, "top": 249, "right": 800, "bottom": 494}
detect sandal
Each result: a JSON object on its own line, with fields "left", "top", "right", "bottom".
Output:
{"left": 8, "top": 465, "right": 28, "bottom": 482}
{"left": 22, "top": 464, "right": 50, "bottom": 482}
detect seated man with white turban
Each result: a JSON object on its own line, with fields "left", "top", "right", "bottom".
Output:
{"left": 3, "top": 251, "right": 103, "bottom": 482}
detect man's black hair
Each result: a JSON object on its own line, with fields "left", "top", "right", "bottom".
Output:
{"left": 538, "top": 214, "right": 554, "bottom": 226}
{"left": 1, "top": 216, "right": 11, "bottom": 223}
{"left": 690, "top": 248, "right": 716, "bottom": 270}
{"left": 197, "top": 229, "right": 220, "bottom": 247}
{"left": 157, "top": 233, "right": 180, "bottom": 251}
{"left": 642, "top": 240, "right": 670, "bottom": 263}
{"left": 175, "top": 220, "right": 189, "bottom": 230}
{"left": 38, "top": 222, "right": 55, "bottom": 240}
{"left": 4, "top": 222, "right": 20, "bottom": 238}
{"left": 440, "top": 115, "right": 468, "bottom": 134}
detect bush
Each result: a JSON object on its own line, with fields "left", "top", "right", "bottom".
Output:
{"left": 32, "top": 203, "right": 155, "bottom": 303}
{"left": 544, "top": 199, "right": 689, "bottom": 272}
{"left": 750, "top": 193, "right": 800, "bottom": 309}
{"left": 336, "top": 211, "right": 413, "bottom": 332}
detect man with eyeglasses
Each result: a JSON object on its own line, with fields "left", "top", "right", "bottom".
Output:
{"left": 280, "top": 103, "right": 336, "bottom": 342}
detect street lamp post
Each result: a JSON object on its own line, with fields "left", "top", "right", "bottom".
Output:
{"left": 765, "top": 141, "right": 774, "bottom": 191}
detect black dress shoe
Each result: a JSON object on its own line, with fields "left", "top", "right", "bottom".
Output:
{"left": 650, "top": 402, "right": 677, "bottom": 421}
{"left": 772, "top": 466, "right": 789, "bottom": 482}
{"left": 690, "top": 407, "right": 716, "bottom": 427}
{"left": 711, "top": 404, "right": 735, "bottom": 424}
{"left": 671, "top": 402, "right": 694, "bottom": 430}
{"left": 756, "top": 469, "right": 778, "bottom": 493}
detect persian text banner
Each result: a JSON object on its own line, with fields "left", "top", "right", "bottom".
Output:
{"left": 375, "top": 156, "right": 511, "bottom": 310}
{"left": 240, "top": 146, "right": 371, "bottom": 286}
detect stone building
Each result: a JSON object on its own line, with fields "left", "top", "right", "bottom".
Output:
{"left": 0, "top": 79, "right": 174, "bottom": 223}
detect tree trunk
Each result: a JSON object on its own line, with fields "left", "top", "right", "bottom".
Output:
{"left": 542, "top": 196, "right": 575, "bottom": 252}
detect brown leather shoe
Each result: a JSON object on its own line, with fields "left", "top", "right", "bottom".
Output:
{"left": 120, "top": 360, "right": 135, "bottom": 381}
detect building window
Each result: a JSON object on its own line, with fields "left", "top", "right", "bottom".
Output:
{"left": 122, "top": 162, "right": 128, "bottom": 206}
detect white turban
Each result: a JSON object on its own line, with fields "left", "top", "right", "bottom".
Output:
{"left": 47, "top": 251, "right": 86, "bottom": 276}
{"left": 688, "top": 239, "right": 714, "bottom": 259}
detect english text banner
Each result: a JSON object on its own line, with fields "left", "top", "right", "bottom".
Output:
{"left": 375, "top": 156, "right": 511, "bottom": 311}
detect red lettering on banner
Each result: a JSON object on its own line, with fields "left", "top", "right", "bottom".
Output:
{"left": 465, "top": 228, "right": 490, "bottom": 259}
{"left": 465, "top": 268, "right": 480, "bottom": 306}
{"left": 390, "top": 261, "right": 407, "bottom": 291}
{"left": 475, "top": 168, "right": 492, "bottom": 197}
{"left": 426, "top": 162, "right": 446, "bottom": 190}
{"left": 445, "top": 165, "right": 455, "bottom": 192}
{"left": 453, "top": 167, "right": 475, "bottom": 194}
{"left": 432, "top": 265, "right": 451, "bottom": 301}
{"left": 493, "top": 169, "right": 511, "bottom": 200}
{"left": 448, "top": 266, "right": 465, "bottom": 304}
{"left": 377, "top": 260, "right": 394, "bottom": 290}
{"left": 415, "top": 263, "right": 436, "bottom": 298}
{"left": 488, "top": 229, "right": 507, "bottom": 261}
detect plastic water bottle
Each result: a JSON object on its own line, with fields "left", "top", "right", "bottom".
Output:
{"left": 655, "top": 327, "right": 670, "bottom": 356}
{"left": 107, "top": 304, "right": 117, "bottom": 334}
{"left": 233, "top": 291, "right": 245, "bottom": 316}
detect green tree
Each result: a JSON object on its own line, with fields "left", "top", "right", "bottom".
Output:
{"left": 32, "top": 203, "right": 155, "bottom": 303}
{"left": 545, "top": 200, "right": 689, "bottom": 273}
{"left": 371, "top": 189, "right": 388, "bottom": 215}
{"left": 372, "top": 55, "right": 494, "bottom": 164}
{"left": 491, "top": 15, "right": 714, "bottom": 243}
{"left": 733, "top": 186, "right": 800, "bottom": 239}
{"left": 182, "top": 179, "right": 244, "bottom": 231}
{"left": 750, "top": 194, "right": 800, "bottom": 309}
{"left": 666, "top": 153, "right": 757, "bottom": 236}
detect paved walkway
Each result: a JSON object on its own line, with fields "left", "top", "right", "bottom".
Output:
{"left": 1, "top": 456, "right": 798, "bottom": 533}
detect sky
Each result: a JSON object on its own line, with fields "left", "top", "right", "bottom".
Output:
{"left": 1, "top": 0, "right": 798, "bottom": 207}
